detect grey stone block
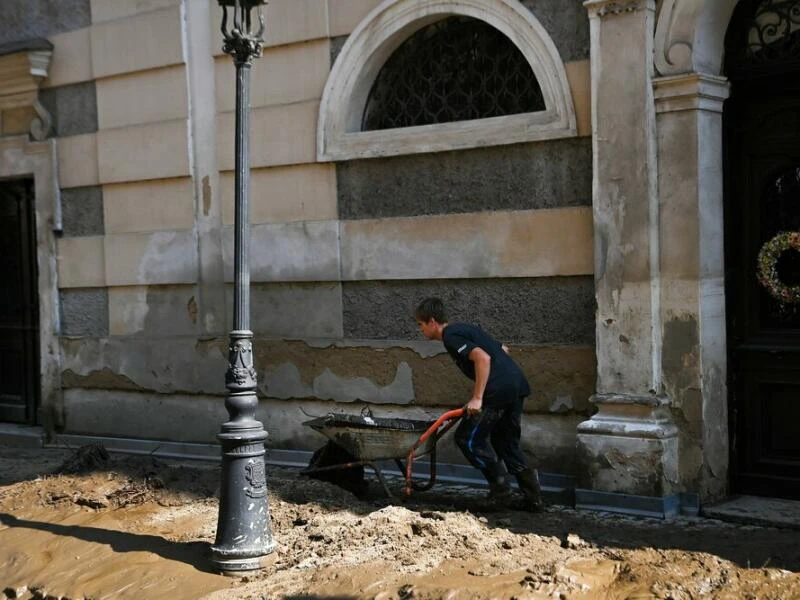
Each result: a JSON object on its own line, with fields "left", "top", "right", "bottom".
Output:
{"left": 60, "top": 288, "right": 109, "bottom": 337}
{"left": 330, "top": 35, "right": 347, "bottom": 67}
{"left": 60, "top": 186, "right": 103, "bottom": 237}
{"left": 521, "top": 0, "right": 590, "bottom": 62}
{"left": 342, "top": 277, "right": 596, "bottom": 344}
{"left": 327, "top": 2, "right": 589, "bottom": 70}
{"left": 337, "top": 138, "right": 592, "bottom": 220}
{"left": 235, "top": 282, "right": 344, "bottom": 339}
{"left": 0, "top": 0, "right": 91, "bottom": 45}
{"left": 39, "top": 81, "right": 97, "bottom": 138}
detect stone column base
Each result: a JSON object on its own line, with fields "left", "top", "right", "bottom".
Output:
{"left": 576, "top": 394, "right": 679, "bottom": 497}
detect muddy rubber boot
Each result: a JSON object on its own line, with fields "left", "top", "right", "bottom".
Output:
{"left": 515, "top": 468, "right": 544, "bottom": 513}
{"left": 487, "top": 480, "right": 513, "bottom": 507}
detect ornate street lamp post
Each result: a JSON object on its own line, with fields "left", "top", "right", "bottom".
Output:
{"left": 211, "top": 0, "right": 275, "bottom": 575}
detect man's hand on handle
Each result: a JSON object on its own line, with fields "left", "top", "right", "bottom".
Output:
{"left": 465, "top": 396, "right": 483, "bottom": 416}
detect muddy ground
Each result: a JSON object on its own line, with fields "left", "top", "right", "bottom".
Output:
{"left": 0, "top": 445, "right": 798, "bottom": 600}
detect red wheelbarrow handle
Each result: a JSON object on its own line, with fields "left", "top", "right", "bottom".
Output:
{"left": 404, "top": 408, "right": 465, "bottom": 499}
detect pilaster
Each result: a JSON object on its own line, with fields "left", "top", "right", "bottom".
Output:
{"left": 183, "top": 0, "right": 227, "bottom": 335}
{"left": 584, "top": 0, "right": 660, "bottom": 395}
{"left": 578, "top": 0, "right": 680, "bottom": 499}
{"left": 654, "top": 72, "right": 730, "bottom": 501}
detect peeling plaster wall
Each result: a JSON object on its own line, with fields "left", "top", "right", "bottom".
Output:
{"left": 577, "top": 433, "right": 679, "bottom": 497}
{"left": 59, "top": 328, "right": 595, "bottom": 476}
{"left": 41, "top": 0, "right": 597, "bottom": 478}
{"left": 60, "top": 389, "right": 586, "bottom": 474}
{"left": 662, "top": 315, "right": 704, "bottom": 492}
{"left": 60, "top": 337, "right": 595, "bottom": 417}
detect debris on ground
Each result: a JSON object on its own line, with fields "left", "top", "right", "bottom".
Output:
{"left": 0, "top": 446, "right": 798, "bottom": 600}
{"left": 54, "top": 443, "right": 110, "bottom": 474}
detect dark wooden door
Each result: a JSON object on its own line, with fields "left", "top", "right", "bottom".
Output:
{"left": 724, "top": 0, "right": 800, "bottom": 500}
{"left": 0, "top": 179, "right": 39, "bottom": 424}
{"left": 724, "top": 76, "right": 800, "bottom": 499}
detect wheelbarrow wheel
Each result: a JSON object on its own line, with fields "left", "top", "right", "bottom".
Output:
{"left": 303, "top": 441, "right": 370, "bottom": 498}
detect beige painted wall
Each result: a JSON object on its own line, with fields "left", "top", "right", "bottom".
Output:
{"left": 52, "top": 0, "right": 592, "bottom": 290}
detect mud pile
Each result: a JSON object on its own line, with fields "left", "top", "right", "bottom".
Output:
{"left": 0, "top": 447, "right": 798, "bottom": 600}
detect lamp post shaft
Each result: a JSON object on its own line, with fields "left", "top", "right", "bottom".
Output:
{"left": 211, "top": 1, "right": 273, "bottom": 575}
{"left": 234, "top": 60, "right": 251, "bottom": 332}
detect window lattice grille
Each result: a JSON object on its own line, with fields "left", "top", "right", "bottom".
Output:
{"left": 741, "top": 0, "right": 800, "bottom": 65}
{"left": 362, "top": 16, "right": 545, "bottom": 131}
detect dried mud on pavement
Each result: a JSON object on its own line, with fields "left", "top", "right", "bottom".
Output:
{"left": 0, "top": 446, "right": 798, "bottom": 600}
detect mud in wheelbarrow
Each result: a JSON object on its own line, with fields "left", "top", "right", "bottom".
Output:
{"left": 301, "top": 409, "right": 464, "bottom": 499}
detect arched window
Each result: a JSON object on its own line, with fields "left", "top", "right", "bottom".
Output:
{"left": 726, "top": 0, "right": 800, "bottom": 75}
{"left": 362, "top": 16, "right": 545, "bottom": 131}
{"left": 317, "top": 0, "right": 576, "bottom": 161}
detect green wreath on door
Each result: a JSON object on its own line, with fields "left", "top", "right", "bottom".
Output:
{"left": 757, "top": 231, "right": 800, "bottom": 304}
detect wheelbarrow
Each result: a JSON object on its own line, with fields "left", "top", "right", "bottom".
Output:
{"left": 301, "top": 408, "right": 465, "bottom": 499}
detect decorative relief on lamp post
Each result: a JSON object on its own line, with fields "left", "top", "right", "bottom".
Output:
{"left": 226, "top": 336, "right": 257, "bottom": 389}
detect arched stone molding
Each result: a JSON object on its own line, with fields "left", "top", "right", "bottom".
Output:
{"left": 654, "top": 0, "right": 738, "bottom": 76}
{"left": 317, "top": 0, "right": 577, "bottom": 161}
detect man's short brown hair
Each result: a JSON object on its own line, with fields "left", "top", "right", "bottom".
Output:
{"left": 414, "top": 297, "right": 447, "bottom": 323}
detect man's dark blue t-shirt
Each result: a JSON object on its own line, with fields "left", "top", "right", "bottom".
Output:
{"left": 442, "top": 322, "right": 531, "bottom": 405}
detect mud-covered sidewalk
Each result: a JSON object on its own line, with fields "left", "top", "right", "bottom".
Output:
{"left": 0, "top": 445, "right": 798, "bottom": 600}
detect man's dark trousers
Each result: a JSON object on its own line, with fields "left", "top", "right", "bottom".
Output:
{"left": 453, "top": 396, "right": 528, "bottom": 485}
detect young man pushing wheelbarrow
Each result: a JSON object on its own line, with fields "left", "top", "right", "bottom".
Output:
{"left": 414, "top": 297, "right": 544, "bottom": 512}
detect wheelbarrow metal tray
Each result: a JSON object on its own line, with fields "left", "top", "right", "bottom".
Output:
{"left": 303, "top": 414, "right": 437, "bottom": 461}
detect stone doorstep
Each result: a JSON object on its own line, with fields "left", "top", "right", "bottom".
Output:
{"left": 702, "top": 495, "right": 800, "bottom": 531}
{"left": 0, "top": 423, "right": 45, "bottom": 448}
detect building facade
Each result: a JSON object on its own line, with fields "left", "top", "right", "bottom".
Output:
{"left": 0, "top": 0, "right": 797, "bottom": 511}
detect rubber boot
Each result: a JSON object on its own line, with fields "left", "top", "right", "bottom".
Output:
{"left": 487, "top": 480, "right": 513, "bottom": 507}
{"left": 515, "top": 468, "right": 544, "bottom": 512}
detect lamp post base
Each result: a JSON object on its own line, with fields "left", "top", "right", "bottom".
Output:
{"left": 210, "top": 543, "right": 277, "bottom": 576}
{"left": 211, "top": 418, "right": 275, "bottom": 575}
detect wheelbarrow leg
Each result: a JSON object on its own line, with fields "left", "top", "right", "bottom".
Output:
{"left": 366, "top": 462, "right": 394, "bottom": 499}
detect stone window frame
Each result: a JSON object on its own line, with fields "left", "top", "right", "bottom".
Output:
{"left": 317, "top": 0, "right": 578, "bottom": 161}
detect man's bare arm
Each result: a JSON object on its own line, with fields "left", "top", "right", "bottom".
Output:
{"left": 465, "top": 347, "right": 491, "bottom": 415}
